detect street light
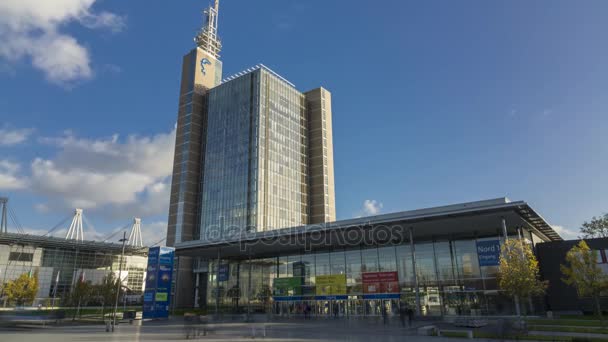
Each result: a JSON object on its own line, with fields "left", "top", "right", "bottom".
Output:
{"left": 112, "top": 231, "right": 127, "bottom": 332}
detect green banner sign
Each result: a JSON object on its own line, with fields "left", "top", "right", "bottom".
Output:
{"left": 273, "top": 277, "right": 303, "bottom": 296}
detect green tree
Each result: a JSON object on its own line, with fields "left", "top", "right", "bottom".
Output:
{"left": 561, "top": 240, "right": 608, "bottom": 322}
{"left": 96, "top": 273, "right": 121, "bottom": 318}
{"left": 580, "top": 214, "right": 608, "bottom": 239}
{"left": 71, "top": 280, "right": 93, "bottom": 306}
{"left": 4, "top": 271, "right": 39, "bottom": 306}
{"left": 498, "top": 239, "right": 547, "bottom": 317}
{"left": 70, "top": 279, "right": 93, "bottom": 319}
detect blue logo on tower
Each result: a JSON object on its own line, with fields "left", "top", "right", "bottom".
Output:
{"left": 200, "top": 58, "right": 212, "bottom": 75}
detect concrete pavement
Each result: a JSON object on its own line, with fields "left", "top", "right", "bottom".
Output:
{"left": 0, "top": 318, "right": 477, "bottom": 342}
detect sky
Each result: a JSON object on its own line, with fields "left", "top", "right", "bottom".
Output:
{"left": 1, "top": 0, "right": 607, "bottom": 243}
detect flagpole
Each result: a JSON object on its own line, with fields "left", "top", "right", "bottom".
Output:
{"left": 52, "top": 270, "right": 60, "bottom": 308}
{"left": 75, "top": 270, "right": 84, "bottom": 319}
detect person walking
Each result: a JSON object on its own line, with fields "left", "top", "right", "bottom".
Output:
{"left": 381, "top": 303, "right": 388, "bottom": 326}
{"left": 407, "top": 306, "right": 414, "bottom": 326}
{"left": 399, "top": 302, "right": 407, "bottom": 327}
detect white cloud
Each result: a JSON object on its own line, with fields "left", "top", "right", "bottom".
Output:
{"left": 30, "top": 127, "right": 175, "bottom": 217}
{"left": 0, "top": 0, "right": 125, "bottom": 85}
{"left": 0, "top": 126, "right": 174, "bottom": 241}
{"left": 34, "top": 203, "right": 50, "bottom": 213}
{"left": 141, "top": 221, "right": 167, "bottom": 247}
{"left": 0, "top": 159, "right": 27, "bottom": 189}
{"left": 552, "top": 225, "right": 578, "bottom": 240}
{"left": 357, "top": 199, "right": 383, "bottom": 217}
{"left": 0, "top": 126, "right": 33, "bottom": 145}
{"left": 80, "top": 11, "right": 126, "bottom": 32}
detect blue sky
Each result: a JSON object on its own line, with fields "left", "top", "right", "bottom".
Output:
{"left": 1, "top": 0, "right": 607, "bottom": 242}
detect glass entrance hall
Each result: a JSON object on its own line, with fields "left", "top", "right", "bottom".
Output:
{"left": 199, "top": 237, "right": 538, "bottom": 317}
{"left": 175, "top": 198, "right": 561, "bottom": 314}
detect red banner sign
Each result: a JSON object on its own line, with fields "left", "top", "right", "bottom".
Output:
{"left": 362, "top": 272, "right": 399, "bottom": 294}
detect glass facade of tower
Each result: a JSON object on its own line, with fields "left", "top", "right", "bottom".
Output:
{"left": 199, "top": 68, "right": 311, "bottom": 240}
{"left": 200, "top": 71, "right": 260, "bottom": 240}
{"left": 257, "top": 69, "right": 309, "bottom": 231}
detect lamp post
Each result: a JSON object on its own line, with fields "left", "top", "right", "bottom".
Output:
{"left": 112, "top": 232, "right": 127, "bottom": 331}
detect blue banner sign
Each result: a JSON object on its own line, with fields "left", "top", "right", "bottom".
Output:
{"left": 218, "top": 264, "right": 229, "bottom": 282}
{"left": 476, "top": 240, "right": 501, "bottom": 266}
{"left": 143, "top": 246, "right": 175, "bottom": 319}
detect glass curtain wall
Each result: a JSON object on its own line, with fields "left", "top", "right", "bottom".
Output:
{"left": 200, "top": 71, "right": 259, "bottom": 240}
{"left": 204, "top": 238, "right": 527, "bottom": 316}
{"left": 200, "top": 68, "right": 310, "bottom": 240}
{"left": 257, "top": 69, "right": 309, "bottom": 231}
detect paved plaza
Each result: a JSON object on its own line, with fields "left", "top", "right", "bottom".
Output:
{"left": 0, "top": 318, "right": 480, "bottom": 342}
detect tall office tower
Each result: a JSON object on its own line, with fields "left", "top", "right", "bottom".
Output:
{"left": 167, "top": 3, "right": 335, "bottom": 247}
{"left": 198, "top": 66, "right": 335, "bottom": 241}
{"left": 166, "top": 0, "right": 223, "bottom": 247}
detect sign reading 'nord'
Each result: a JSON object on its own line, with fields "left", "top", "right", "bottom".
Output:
{"left": 476, "top": 240, "right": 501, "bottom": 266}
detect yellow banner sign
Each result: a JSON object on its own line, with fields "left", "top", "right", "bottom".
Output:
{"left": 315, "top": 274, "right": 346, "bottom": 295}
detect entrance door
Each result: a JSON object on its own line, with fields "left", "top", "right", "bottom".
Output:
{"left": 364, "top": 299, "right": 381, "bottom": 316}
{"left": 331, "top": 300, "right": 345, "bottom": 318}
{"left": 347, "top": 297, "right": 363, "bottom": 316}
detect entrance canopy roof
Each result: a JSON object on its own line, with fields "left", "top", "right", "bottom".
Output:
{"left": 175, "top": 198, "right": 561, "bottom": 260}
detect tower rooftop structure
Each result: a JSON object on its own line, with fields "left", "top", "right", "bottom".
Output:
{"left": 221, "top": 64, "right": 296, "bottom": 88}
{"left": 194, "top": 0, "right": 222, "bottom": 58}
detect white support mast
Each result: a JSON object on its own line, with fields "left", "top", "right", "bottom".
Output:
{"left": 0, "top": 197, "right": 7, "bottom": 234}
{"left": 127, "top": 217, "right": 143, "bottom": 247}
{"left": 65, "top": 208, "right": 84, "bottom": 241}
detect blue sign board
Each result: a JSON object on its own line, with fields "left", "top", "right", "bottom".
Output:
{"left": 362, "top": 293, "right": 400, "bottom": 300}
{"left": 476, "top": 240, "right": 501, "bottom": 266}
{"left": 143, "top": 246, "right": 175, "bottom": 319}
{"left": 218, "top": 264, "right": 229, "bottom": 282}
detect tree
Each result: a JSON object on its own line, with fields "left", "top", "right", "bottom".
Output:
{"left": 96, "top": 273, "right": 121, "bottom": 318}
{"left": 256, "top": 285, "right": 272, "bottom": 313}
{"left": 4, "top": 271, "right": 39, "bottom": 306}
{"left": 70, "top": 279, "right": 93, "bottom": 320}
{"left": 580, "top": 214, "right": 608, "bottom": 239}
{"left": 498, "top": 239, "right": 547, "bottom": 317}
{"left": 227, "top": 285, "right": 241, "bottom": 312}
{"left": 561, "top": 240, "right": 608, "bottom": 322}
{"left": 71, "top": 280, "right": 93, "bottom": 305}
